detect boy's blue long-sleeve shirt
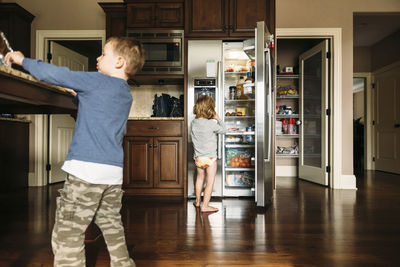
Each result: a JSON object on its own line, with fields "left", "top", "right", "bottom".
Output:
{"left": 22, "top": 58, "right": 132, "bottom": 168}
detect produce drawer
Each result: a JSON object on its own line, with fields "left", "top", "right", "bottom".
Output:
{"left": 125, "top": 120, "right": 183, "bottom": 137}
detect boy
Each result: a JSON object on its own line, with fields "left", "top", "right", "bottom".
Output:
{"left": 4, "top": 37, "right": 145, "bottom": 267}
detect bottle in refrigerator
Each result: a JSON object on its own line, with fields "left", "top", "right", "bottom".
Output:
{"left": 281, "top": 118, "right": 288, "bottom": 134}
{"left": 229, "top": 86, "right": 236, "bottom": 100}
{"left": 236, "top": 76, "right": 247, "bottom": 99}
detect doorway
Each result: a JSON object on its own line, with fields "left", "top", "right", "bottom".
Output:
{"left": 28, "top": 30, "right": 105, "bottom": 186}
{"left": 276, "top": 28, "right": 347, "bottom": 189}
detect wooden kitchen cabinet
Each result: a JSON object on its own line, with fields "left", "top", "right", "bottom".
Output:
{"left": 185, "top": 0, "right": 275, "bottom": 38}
{"left": 126, "top": 1, "right": 184, "bottom": 29}
{"left": 99, "top": 2, "right": 127, "bottom": 39}
{"left": 0, "top": 3, "right": 34, "bottom": 58}
{"left": 123, "top": 120, "right": 184, "bottom": 196}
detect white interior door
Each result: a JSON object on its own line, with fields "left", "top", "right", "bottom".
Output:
{"left": 48, "top": 41, "right": 88, "bottom": 183}
{"left": 298, "top": 40, "right": 329, "bottom": 186}
{"left": 374, "top": 63, "right": 400, "bottom": 174}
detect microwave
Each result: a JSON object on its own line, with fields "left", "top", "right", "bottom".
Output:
{"left": 127, "top": 30, "right": 184, "bottom": 75}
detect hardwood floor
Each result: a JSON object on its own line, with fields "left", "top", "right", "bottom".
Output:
{"left": 0, "top": 171, "right": 399, "bottom": 266}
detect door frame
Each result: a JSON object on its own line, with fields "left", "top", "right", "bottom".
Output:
{"left": 28, "top": 30, "right": 105, "bottom": 186}
{"left": 353, "top": 72, "right": 374, "bottom": 170}
{"left": 277, "top": 28, "right": 355, "bottom": 189}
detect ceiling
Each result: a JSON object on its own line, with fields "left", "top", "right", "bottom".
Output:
{"left": 354, "top": 13, "right": 400, "bottom": 47}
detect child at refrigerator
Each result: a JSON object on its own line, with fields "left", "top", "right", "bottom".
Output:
{"left": 191, "top": 95, "right": 226, "bottom": 212}
{"left": 4, "top": 36, "right": 145, "bottom": 267}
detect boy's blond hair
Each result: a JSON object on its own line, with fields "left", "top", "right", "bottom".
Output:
{"left": 193, "top": 95, "right": 216, "bottom": 119}
{"left": 106, "top": 37, "right": 145, "bottom": 78}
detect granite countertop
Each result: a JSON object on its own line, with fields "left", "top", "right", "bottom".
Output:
{"left": 128, "top": 117, "right": 184, "bottom": 120}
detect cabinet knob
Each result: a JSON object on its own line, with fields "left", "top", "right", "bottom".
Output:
{"left": 149, "top": 126, "right": 160, "bottom": 130}
{"left": 153, "top": 144, "right": 158, "bottom": 148}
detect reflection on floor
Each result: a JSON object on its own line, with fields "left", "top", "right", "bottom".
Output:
{"left": 0, "top": 171, "right": 399, "bottom": 266}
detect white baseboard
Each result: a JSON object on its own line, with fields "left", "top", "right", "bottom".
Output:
{"left": 276, "top": 166, "right": 297, "bottom": 177}
{"left": 338, "top": 175, "right": 357, "bottom": 189}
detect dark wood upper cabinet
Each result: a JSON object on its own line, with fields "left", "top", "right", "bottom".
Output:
{"left": 0, "top": 3, "right": 34, "bottom": 57}
{"left": 99, "top": 3, "right": 127, "bottom": 38}
{"left": 185, "top": 0, "right": 229, "bottom": 37}
{"left": 185, "top": 0, "right": 275, "bottom": 38}
{"left": 126, "top": 1, "right": 184, "bottom": 29}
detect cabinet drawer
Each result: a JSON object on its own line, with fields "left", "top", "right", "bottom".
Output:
{"left": 126, "top": 120, "right": 183, "bottom": 137}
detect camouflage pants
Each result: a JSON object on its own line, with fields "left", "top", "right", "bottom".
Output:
{"left": 52, "top": 175, "right": 135, "bottom": 267}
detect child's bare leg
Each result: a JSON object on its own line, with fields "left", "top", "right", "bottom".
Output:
{"left": 201, "top": 161, "right": 218, "bottom": 212}
{"left": 194, "top": 167, "right": 205, "bottom": 207}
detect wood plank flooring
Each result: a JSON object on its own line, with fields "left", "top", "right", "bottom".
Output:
{"left": 0, "top": 170, "right": 399, "bottom": 266}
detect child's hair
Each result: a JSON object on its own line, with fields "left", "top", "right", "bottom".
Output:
{"left": 193, "top": 95, "right": 216, "bottom": 119}
{"left": 106, "top": 36, "right": 146, "bottom": 78}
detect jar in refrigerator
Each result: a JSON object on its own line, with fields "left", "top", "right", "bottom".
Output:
{"left": 244, "top": 134, "right": 254, "bottom": 144}
{"left": 229, "top": 86, "right": 236, "bottom": 100}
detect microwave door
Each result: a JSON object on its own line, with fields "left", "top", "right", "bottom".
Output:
{"left": 142, "top": 38, "right": 182, "bottom": 67}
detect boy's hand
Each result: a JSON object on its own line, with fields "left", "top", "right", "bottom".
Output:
{"left": 213, "top": 113, "right": 221, "bottom": 121}
{"left": 4, "top": 51, "right": 25, "bottom": 66}
{"left": 64, "top": 88, "right": 77, "bottom": 97}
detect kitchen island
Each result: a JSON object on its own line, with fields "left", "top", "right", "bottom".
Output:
{"left": 0, "top": 65, "right": 76, "bottom": 114}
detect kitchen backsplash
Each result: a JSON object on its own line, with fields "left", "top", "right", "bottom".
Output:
{"left": 129, "top": 84, "right": 184, "bottom": 117}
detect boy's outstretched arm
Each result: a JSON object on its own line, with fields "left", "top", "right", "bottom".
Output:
{"left": 4, "top": 51, "right": 77, "bottom": 96}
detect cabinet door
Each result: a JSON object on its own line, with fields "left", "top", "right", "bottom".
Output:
{"left": 127, "top": 3, "right": 156, "bottom": 28}
{"left": 157, "top": 3, "right": 184, "bottom": 28}
{"left": 153, "top": 137, "right": 183, "bottom": 188}
{"left": 124, "top": 137, "right": 154, "bottom": 188}
{"left": 185, "top": 0, "right": 229, "bottom": 37}
{"left": 99, "top": 3, "right": 127, "bottom": 38}
{"left": 229, "top": 0, "right": 269, "bottom": 37}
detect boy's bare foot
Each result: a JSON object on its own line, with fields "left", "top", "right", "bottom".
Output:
{"left": 201, "top": 205, "right": 218, "bottom": 213}
{"left": 193, "top": 202, "right": 200, "bottom": 208}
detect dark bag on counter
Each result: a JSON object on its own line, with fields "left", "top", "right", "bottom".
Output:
{"left": 152, "top": 93, "right": 170, "bottom": 117}
{"left": 152, "top": 93, "right": 184, "bottom": 117}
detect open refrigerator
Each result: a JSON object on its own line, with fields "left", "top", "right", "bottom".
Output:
{"left": 222, "top": 41, "right": 257, "bottom": 196}
{"left": 187, "top": 21, "right": 274, "bottom": 207}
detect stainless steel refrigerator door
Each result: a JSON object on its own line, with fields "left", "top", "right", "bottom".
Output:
{"left": 187, "top": 40, "right": 223, "bottom": 198}
{"left": 255, "top": 21, "right": 273, "bottom": 207}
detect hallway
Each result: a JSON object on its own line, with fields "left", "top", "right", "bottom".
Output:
{"left": 0, "top": 171, "right": 399, "bottom": 266}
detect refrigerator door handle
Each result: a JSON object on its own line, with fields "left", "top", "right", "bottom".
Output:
{"left": 264, "top": 48, "right": 272, "bottom": 162}
{"left": 217, "top": 60, "right": 223, "bottom": 159}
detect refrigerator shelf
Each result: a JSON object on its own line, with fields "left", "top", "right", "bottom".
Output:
{"left": 276, "top": 134, "right": 299, "bottom": 138}
{"left": 225, "top": 116, "right": 255, "bottom": 119}
{"left": 225, "top": 185, "right": 254, "bottom": 189}
{"left": 225, "top": 167, "right": 255, "bottom": 171}
{"left": 226, "top": 144, "right": 255, "bottom": 148}
{"left": 276, "top": 114, "right": 299, "bottom": 118}
{"left": 277, "top": 95, "right": 299, "bottom": 99}
{"left": 225, "top": 71, "right": 248, "bottom": 75}
{"left": 226, "top": 131, "right": 255, "bottom": 135}
{"left": 277, "top": 74, "right": 299, "bottom": 79}
{"left": 275, "top": 154, "right": 299, "bottom": 158}
{"left": 225, "top": 99, "right": 255, "bottom": 103}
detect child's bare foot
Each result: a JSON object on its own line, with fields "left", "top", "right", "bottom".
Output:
{"left": 201, "top": 205, "right": 218, "bottom": 213}
{"left": 193, "top": 201, "right": 200, "bottom": 208}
